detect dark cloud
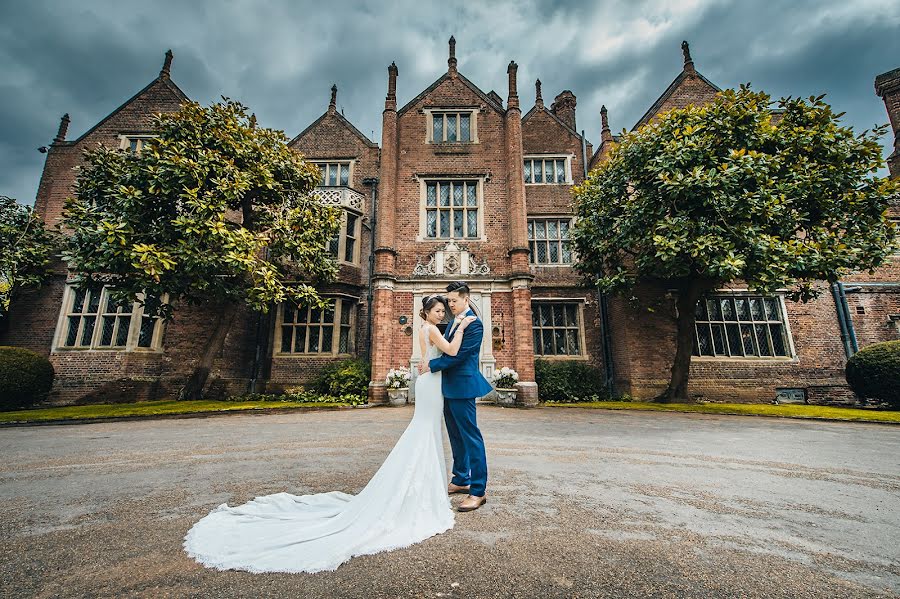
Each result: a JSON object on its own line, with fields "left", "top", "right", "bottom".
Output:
{"left": 2, "top": 1, "right": 898, "bottom": 206}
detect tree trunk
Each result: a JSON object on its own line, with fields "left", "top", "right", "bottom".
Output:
{"left": 657, "top": 282, "right": 707, "bottom": 403}
{"left": 179, "top": 302, "right": 239, "bottom": 400}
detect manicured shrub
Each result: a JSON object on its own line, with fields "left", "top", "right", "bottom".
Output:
{"left": 0, "top": 346, "right": 54, "bottom": 410}
{"left": 535, "top": 359, "right": 605, "bottom": 402}
{"left": 311, "top": 359, "right": 371, "bottom": 396}
{"left": 845, "top": 341, "right": 900, "bottom": 408}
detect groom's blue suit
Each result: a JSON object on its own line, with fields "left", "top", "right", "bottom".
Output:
{"left": 429, "top": 308, "right": 493, "bottom": 497}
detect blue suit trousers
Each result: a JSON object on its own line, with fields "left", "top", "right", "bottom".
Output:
{"left": 443, "top": 397, "right": 487, "bottom": 497}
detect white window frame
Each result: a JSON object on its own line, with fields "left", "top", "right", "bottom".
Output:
{"left": 327, "top": 208, "right": 362, "bottom": 265}
{"left": 531, "top": 299, "right": 587, "bottom": 359}
{"left": 692, "top": 292, "right": 796, "bottom": 360}
{"left": 118, "top": 134, "right": 155, "bottom": 153}
{"left": 424, "top": 109, "right": 479, "bottom": 144}
{"left": 52, "top": 284, "right": 166, "bottom": 352}
{"left": 275, "top": 295, "right": 357, "bottom": 357}
{"left": 524, "top": 155, "right": 573, "bottom": 185}
{"left": 417, "top": 178, "right": 485, "bottom": 242}
{"left": 311, "top": 160, "right": 355, "bottom": 187}
{"left": 528, "top": 217, "right": 575, "bottom": 266}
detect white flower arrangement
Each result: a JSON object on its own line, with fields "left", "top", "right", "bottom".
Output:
{"left": 492, "top": 366, "right": 519, "bottom": 389}
{"left": 385, "top": 367, "right": 411, "bottom": 389}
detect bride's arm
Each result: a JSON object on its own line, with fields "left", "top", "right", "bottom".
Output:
{"left": 428, "top": 317, "right": 475, "bottom": 357}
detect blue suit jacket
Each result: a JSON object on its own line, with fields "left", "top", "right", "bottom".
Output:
{"left": 429, "top": 308, "right": 494, "bottom": 400}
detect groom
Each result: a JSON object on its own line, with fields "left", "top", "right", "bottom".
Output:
{"left": 419, "top": 281, "right": 493, "bottom": 512}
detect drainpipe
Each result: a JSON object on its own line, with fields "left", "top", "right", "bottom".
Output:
{"left": 838, "top": 281, "right": 859, "bottom": 355}
{"left": 831, "top": 281, "right": 859, "bottom": 358}
{"left": 581, "top": 130, "right": 616, "bottom": 395}
{"left": 362, "top": 176, "right": 379, "bottom": 361}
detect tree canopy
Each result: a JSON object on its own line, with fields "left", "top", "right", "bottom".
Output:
{"left": 0, "top": 195, "right": 60, "bottom": 319}
{"left": 61, "top": 98, "right": 342, "bottom": 398}
{"left": 572, "top": 85, "right": 898, "bottom": 401}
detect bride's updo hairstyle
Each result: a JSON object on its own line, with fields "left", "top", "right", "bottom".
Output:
{"left": 419, "top": 294, "right": 446, "bottom": 321}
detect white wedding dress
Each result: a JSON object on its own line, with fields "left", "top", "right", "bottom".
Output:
{"left": 183, "top": 336, "right": 454, "bottom": 574}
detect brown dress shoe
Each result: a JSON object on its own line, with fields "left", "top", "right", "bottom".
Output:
{"left": 457, "top": 495, "right": 487, "bottom": 512}
{"left": 448, "top": 483, "right": 471, "bottom": 495}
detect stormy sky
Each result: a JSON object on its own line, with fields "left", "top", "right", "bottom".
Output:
{"left": 2, "top": 0, "right": 899, "bottom": 206}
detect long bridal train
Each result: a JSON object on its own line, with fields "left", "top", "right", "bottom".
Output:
{"left": 182, "top": 342, "right": 453, "bottom": 574}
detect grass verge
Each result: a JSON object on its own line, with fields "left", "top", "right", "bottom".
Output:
{"left": 543, "top": 401, "right": 900, "bottom": 423}
{"left": 0, "top": 399, "right": 357, "bottom": 424}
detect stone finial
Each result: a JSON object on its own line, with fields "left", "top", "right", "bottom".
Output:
{"left": 507, "top": 61, "right": 519, "bottom": 110}
{"left": 329, "top": 84, "right": 338, "bottom": 113}
{"left": 448, "top": 35, "right": 457, "bottom": 74}
{"left": 160, "top": 49, "right": 173, "bottom": 79}
{"left": 535, "top": 79, "right": 544, "bottom": 109}
{"left": 681, "top": 40, "right": 695, "bottom": 74}
{"left": 386, "top": 62, "right": 398, "bottom": 110}
{"left": 600, "top": 105, "right": 611, "bottom": 142}
{"left": 54, "top": 113, "right": 70, "bottom": 143}
{"left": 249, "top": 113, "right": 257, "bottom": 129}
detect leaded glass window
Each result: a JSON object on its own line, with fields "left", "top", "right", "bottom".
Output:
{"left": 524, "top": 157, "right": 569, "bottom": 184}
{"left": 59, "top": 285, "right": 163, "bottom": 351}
{"left": 528, "top": 218, "right": 573, "bottom": 265}
{"left": 315, "top": 162, "right": 351, "bottom": 186}
{"left": 326, "top": 209, "right": 361, "bottom": 264}
{"left": 531, "top": 302, "right": 582, "bottom": 356}
{"left": 693, "top": 294, "right": 791, "bottom": 358}
{"left": 280, "top": 298, "right": 355, "bottom": 355}
{"left": 425, "top": 181, "right": 479, "bottom": 239}
{"left": 430, "top": 111, "right": 473, "bottom": 143}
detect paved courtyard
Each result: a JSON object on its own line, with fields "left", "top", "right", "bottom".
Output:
{"left": 1, "top": 406, "right": 899, "bottom": 598}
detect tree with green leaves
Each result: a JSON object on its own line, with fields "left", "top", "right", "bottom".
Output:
{"left": 572, "top": 86, "right": 899, "bottom": 402}
{"left": 0, "top": 195, "right": 60, "bottom": 320}
{"left": 61, "top": 99, "right": 341, "bottom": 399}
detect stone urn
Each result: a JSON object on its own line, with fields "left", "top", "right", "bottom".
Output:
{"left": 494, "top": 388, "right": 518, "bottom": 406}
{"left": 387, "top": 387, "right": 409, "bottom": 406}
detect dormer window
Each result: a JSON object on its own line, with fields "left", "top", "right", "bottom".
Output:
{"left": 314, "top": 161, "right": 351, "bottom": 186}
{"left": 426, "top": 110, "right": 478, "bottom": 143}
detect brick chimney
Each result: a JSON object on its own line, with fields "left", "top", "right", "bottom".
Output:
{"left": 600, "top": 105, "right": 611, "bottom": 143}
{"left": 551, "top": 90, "right": 576, "bottom": 130}
{"left": 875, "top": 66, "right": 900, "bottom": 179}
{"left": 53, "top": 113, "right": 70, "bottom": 143}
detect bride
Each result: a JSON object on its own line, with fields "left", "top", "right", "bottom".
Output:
{"left": 183, "top": 295, "right": 476, "bottom": 574}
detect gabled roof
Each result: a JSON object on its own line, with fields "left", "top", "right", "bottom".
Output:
{"left": 588, "top": 135, "right": 622, "bottom": 169}
{"left": 290, "top": 109, "right": 379, "bottom": 149}
{"left": 397, "top": 71, "right": 504, "bottom": 116}
{"left": 72, "top": 76, "right": 189, "bottom": 144}
{"left": 632, "top": 69, "right": 721, "bottom": 131}
{"left": 522, "top": 104, "right": 589, "bottom": 143}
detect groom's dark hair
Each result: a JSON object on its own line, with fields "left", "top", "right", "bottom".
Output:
{"left": 446, "top": 281, "right": 470, "bottom": 297}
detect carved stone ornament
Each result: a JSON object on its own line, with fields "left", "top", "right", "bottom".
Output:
{"left": 412, "top": 240, "right": 491, "bottom": 277}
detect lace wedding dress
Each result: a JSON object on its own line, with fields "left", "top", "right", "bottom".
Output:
{"left": 183, "top": 337, "right": 454, "bottom": 574}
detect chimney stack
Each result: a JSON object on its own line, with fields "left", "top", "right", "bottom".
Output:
{"left": 448, "top": 36, "right": 458, "bottom": 76}
{"left": 54, "top": 113, "right": 70, "bottom": 143}
{"left": 600, "top": 105, "right": 611, "bottom": 143}
{"left": 507, "top": 61, "right": 519, "bottom": 110}
{"left": 551, "top": 90, "right": 577, "bottom": 130}
{"left": 535, "top": 79, "right": 544, "bottom": 109}
{"left": 385, "top": 62, "right": 398, "bottom": 111}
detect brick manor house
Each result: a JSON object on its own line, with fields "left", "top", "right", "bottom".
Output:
{"left": 3, "top": 39, "right": 898, "bottom": 405}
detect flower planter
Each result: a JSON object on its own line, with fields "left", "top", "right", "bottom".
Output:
{"left": 494, "top": 388, "right": 518, "bottom": 406}
{"left": 387, "top": 387, "right": 409, "bottom": 406}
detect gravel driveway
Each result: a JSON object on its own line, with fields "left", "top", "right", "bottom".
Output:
{"left": 1, "top": 406, "right": 898, "bottom": 598}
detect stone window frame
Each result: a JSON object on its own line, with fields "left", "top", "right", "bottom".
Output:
{"left": 327, "top": 208, "right": 363, "bottom": 265}
{"left": 523, "top": 154, "right": 573, "bottom": 185}
{"left": 692, "top": 292, "right": 797, "bottom": 360}
{"left": 417, "top": 177, "right": 485, "bottom": 242}
{"left": 274, "top": 295, "right": 357, "bottom": 357}
{"left": 528, "top": 216, "right": 574, "bottom": 266}
{"left": 890, "top": 217, "right": 900, "bottom": 257}
{"left": 530, "top": 299, "right": 588, "bottom": 359}
{"left": 52, "top": 284, "right": 166, "bottom": 353}
{"left": 311, "top": 159, "right": 355, "bottom": 187}
{"left": 424, "top": 108, "right": 480, "bottom": 144}
{"left": 117, "top": 134, "right": 155, "bottom": 153}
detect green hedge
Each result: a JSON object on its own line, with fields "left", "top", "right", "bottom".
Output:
{"left": 227, "top": 388, "right": 368, "bottom": 406}
{"left": 0, "top": 346, "right": 55, "bottom": 410}
{"left": 312, "top": 358, "right": 371, "bottom": 396}
{"left": 535, "top": 359, "right": 605, "bottom": 403}
{"left": 846, "top": 341, "right": 900, "bottom": 408}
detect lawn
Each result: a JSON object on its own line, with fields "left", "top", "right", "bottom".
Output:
{"left": 0, "top": 399, "right": 358, "bottom": 424}
{"left": 543, "top": 401, "right": 900, "bottom": 423}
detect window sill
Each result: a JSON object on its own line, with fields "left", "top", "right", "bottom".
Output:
{"left": 533, "top": 354, "right": 589, "bottom": 361}
{"left": 691, "top": 356, "right": 797, "bottom": 363}
{"left": 52, "top": 347, "right": 164, "bottom": 354}
{"left": 273, "top": 353, "right": 355, "bottom": 359}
